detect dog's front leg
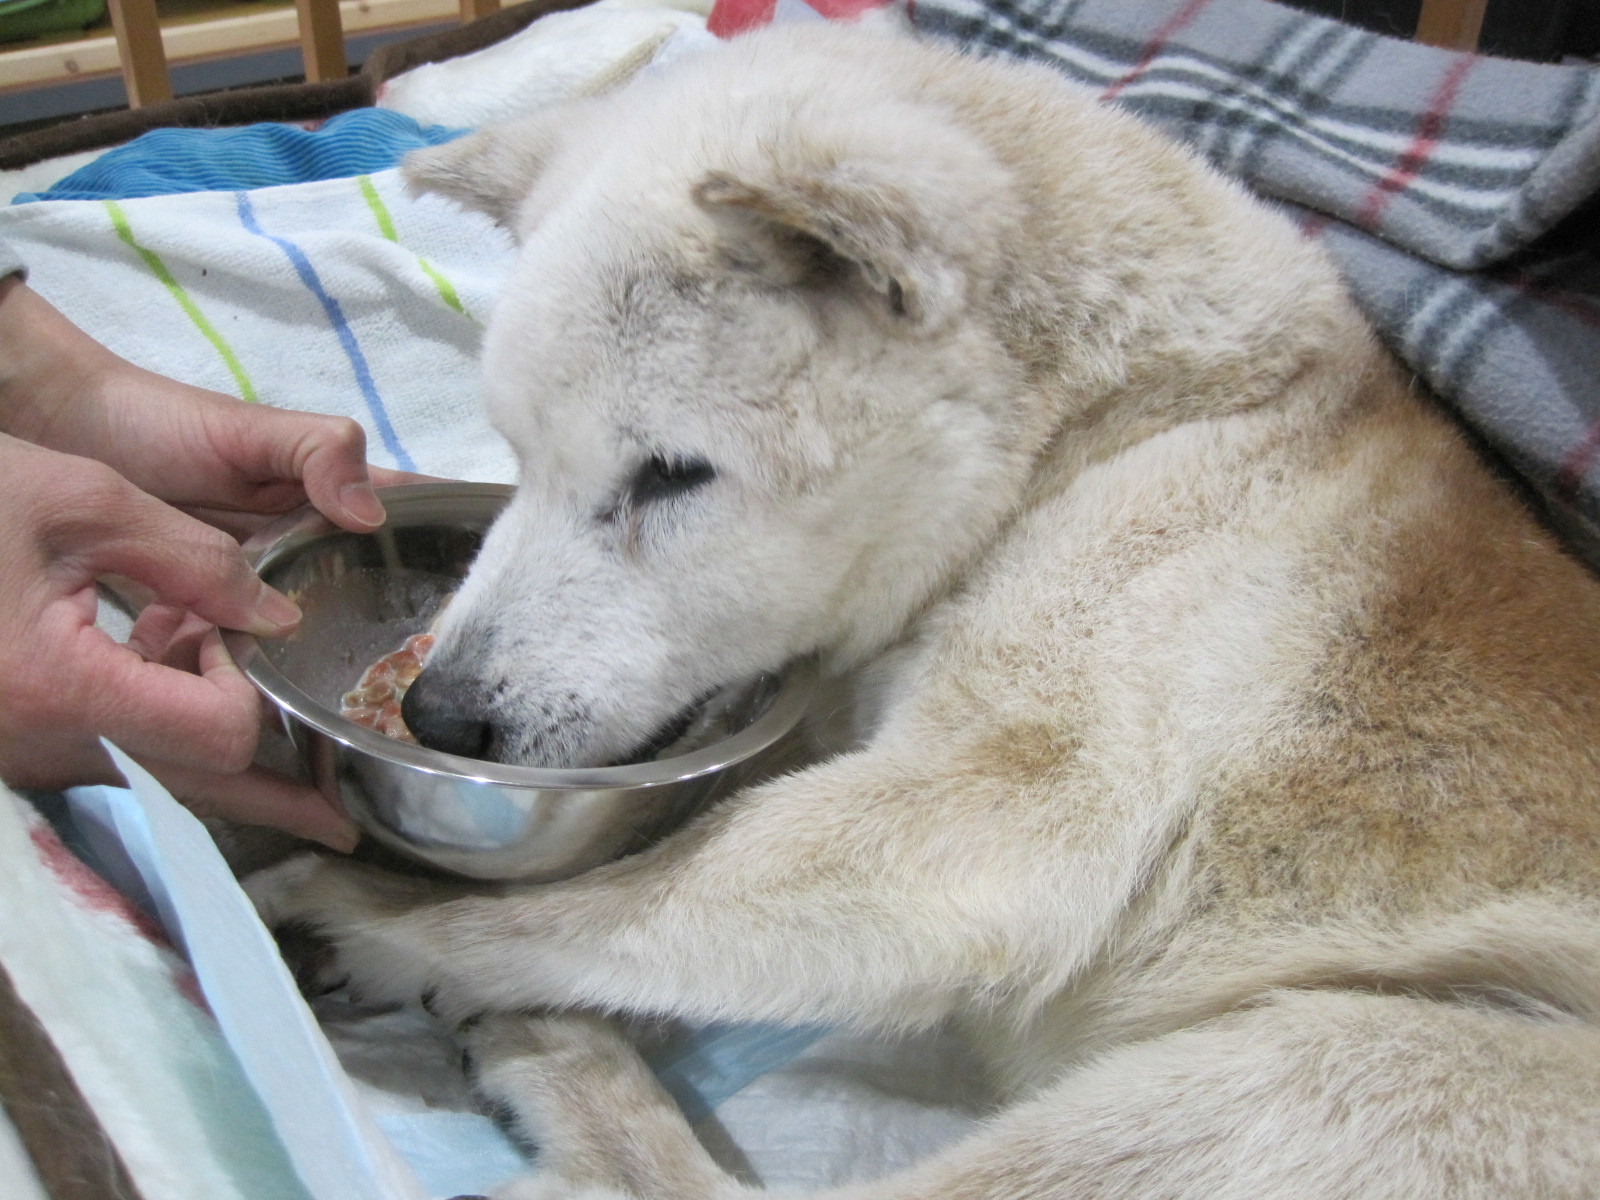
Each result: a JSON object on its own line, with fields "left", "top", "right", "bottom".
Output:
{"left": 250, "top": 745, "right": 1148, "bottom": 1028}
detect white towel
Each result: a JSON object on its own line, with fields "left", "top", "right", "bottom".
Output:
{"left": 376, "top": 0, "right": 717, "bottom": 129}
{"left": 0, "top": 169, "right": 518, "bottom": 483}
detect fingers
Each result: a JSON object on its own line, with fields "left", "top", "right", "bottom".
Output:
{"left": 201, "top": 406, "right": 450, "bottom": 532}
{"left": 15, "top": 327, "right": 435, "bottom": 536}
{"left": 215, "top": 406, "right": 391, "bottom": 532}
{"left": 127, "top": 605, "right": 213, "bottom": 673}
{"left": 8, "top": 613, "right": 358, "bottom": 849}
{"left": 132, "top": 632, "right": 360, "bottom": 851}
{"left": 75, "top": 361, "right": 397, "bottom": 532}
{"left": 45, "top": 458, "right": 301, "bottom": 638}
{"left": 0, "top": 435, "right": 283, "bottom": 790}
{"left": 68, "top": 626, "right": 263, "bottom": 775}
{"left": 181, "top": 466, "right": 447, "bottom": 540}
{"left": 126, "top": 601, "right": 191, "bottom": 664}
{"left": 139, "top": 758, "right": 360, "bottom": 852}
{"left": 0, "top": 618, "right": 255, "bottom": 788}
{"left": 70, "top": 632, "right": 360, "bottom": 852}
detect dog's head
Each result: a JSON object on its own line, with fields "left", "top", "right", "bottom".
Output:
{"left": 398, "top": 28, "right": 1050, "bottom": 767}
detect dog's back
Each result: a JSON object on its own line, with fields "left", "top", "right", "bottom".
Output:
{"left": 719, "top": 29, "right": 1600, "bottom": 1077}
{"left": 944, "top": 357, "right": 1600, "bottom": 1091}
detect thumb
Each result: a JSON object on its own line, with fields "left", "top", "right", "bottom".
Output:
{"left": 219, "top": 406, "right": 389, "bottom": 531}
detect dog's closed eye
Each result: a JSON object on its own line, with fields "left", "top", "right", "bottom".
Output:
{"left": 627, "top": 454, "right": 716, "bottom": 506}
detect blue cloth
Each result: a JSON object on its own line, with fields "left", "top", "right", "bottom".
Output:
{"left": 14, "top": 107, "right": 466, "bottom": 203}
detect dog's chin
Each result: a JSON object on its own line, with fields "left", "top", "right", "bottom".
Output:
{"left": 491, "top": 696, "right": 712, "bottom": 770}
{"left": 602, "top": 697, "right": 707, "bottom": 767}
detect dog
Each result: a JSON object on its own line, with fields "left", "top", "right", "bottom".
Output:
{"left": 250, "top": 20, "right": 1600, "bottom": 1198}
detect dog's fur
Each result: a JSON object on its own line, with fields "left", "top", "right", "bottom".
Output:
{"left": 251, "top": 22, "right": 1600, "bottom": 1198}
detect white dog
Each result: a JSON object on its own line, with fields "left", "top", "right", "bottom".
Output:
{"left": 252, "top": 21, "right": 1600, "bottom": 1199}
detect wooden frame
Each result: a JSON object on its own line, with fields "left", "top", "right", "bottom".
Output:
{"left": 1414, "top": 0, "right": 1489, "bottom": 52}
{"left": 295, "top": 0, "right": 347, "bottom": 81}
{"left": 1, "top": 0, "right": 499, "bottom": 107}
{"left": 0, "top": 0, "right": 463, "bottom": 97}
{"left": 105, "top": 0, "right": 170, "bottom": 105}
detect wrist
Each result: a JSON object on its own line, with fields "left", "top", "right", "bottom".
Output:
{"left": 0, "top": 277, "right": 118, "bottom": 449}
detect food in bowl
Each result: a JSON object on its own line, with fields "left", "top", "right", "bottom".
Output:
{"left": 339, "top": 632, "right": 435, "bottom": 742}
{"left": 340, "top": 627, "right": 734, "bottom": 763}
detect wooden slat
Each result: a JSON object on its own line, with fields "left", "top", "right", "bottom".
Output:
{"left": 105, "top": 0, "right": 172, "bottom": 106}
{"left": 0, "top": 0, "right": 459, "bottom": 94}
{"left": 458, "top": 0, "right": 501, "bottom": 22}
{"left": 296, "top": 0, "right": 348, "bottom": 80}
{"left": 1414, "top": 0, "right": 1488, "bottom": 51}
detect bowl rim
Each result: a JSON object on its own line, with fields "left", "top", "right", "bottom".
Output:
{"left": 221, "top": 482, "right": 817, "bottom": 791}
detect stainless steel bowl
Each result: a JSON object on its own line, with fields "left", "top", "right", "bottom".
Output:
{"left": 221, "top": 483, "right": 816, "bottom": 881}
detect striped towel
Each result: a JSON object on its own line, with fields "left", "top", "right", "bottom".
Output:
{"left": 904, "top": 0, "right": 1600, "bottom": 566}
{"left": 0, "top": 784, "right": 322, "bottom": 1200}
{"left": 11, "top": 109, "right": 467, "bottom": 204}
{"left": 0, "top": 169, "right": 516, "bottom": 483}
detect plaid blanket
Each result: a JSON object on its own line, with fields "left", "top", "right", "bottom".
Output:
{"left": 909, "top": 0, "right": 1600, "bottom": 564}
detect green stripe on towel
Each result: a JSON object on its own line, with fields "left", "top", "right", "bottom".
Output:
{"left": 103, "top": 199, "right": 259, "bottom": 403}
{"left": 357, "top": 174, "right": 468, "bottom": 317}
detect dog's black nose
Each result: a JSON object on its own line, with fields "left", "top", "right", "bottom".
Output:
{"left": 401, "top": 668, "right": 495, "bottom": 760}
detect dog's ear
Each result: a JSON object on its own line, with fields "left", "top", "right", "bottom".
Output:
{"left": 693, "top": 170, "right": 959, "bottom": 329}
{"left": 691, "top": 124, "right": 1008, "bottom": 332}
{"left": 402, "top": 112, "right": 564, "bottom": 230}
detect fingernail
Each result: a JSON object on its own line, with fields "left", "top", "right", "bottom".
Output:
{"left": 255, "top": 586, "right": 302, "bottom": 631}
{"left": 321, "top": 821, "right": 362, "bottom": 854}
{"left": 340, "top": 482, "right": 386, "bottom": 528}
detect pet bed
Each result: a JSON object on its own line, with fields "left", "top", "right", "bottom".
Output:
{"left": 1, "top": 0, "right": 1598, "bottom": 1197}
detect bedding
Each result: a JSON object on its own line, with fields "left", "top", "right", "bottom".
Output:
{"left": 0, "top": 780, "right": 321, "bottom": 1200}
{"left": 906, "top": 0, "right": 1600, "bottom": 566}
{"left": 5, "top": 762, "right": 981, "bottom": 1200}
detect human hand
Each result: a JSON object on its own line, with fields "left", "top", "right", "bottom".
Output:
{"left": 0, "top": 431, "right": 356, "bottom": 848}
{"left": 0, "top": 275, "right": 418, "bottom": 538}
{"left": 0, "top": 277, "right": 428, "bottom": 848}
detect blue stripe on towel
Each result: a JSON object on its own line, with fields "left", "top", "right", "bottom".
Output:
{"left": 234, "top": 190, "right": 416, "bottom": 472}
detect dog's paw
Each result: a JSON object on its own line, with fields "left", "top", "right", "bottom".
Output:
{"left": 459, "top": 1010, "right": 737, "bottom": 1200}
{"left": 457, "top": 1010, "right": 561, "bottom": 1126}
{"left": 242, "top": 853, "right": 464, "bottom": 1012}
{"left": 241, "top": 852, "right": 330, "bottom": 929}
{"left": 459, "top": 1010, "right": 644, "bottom": 1113}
